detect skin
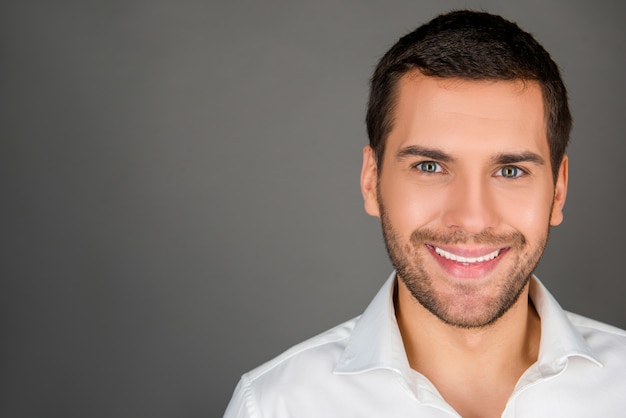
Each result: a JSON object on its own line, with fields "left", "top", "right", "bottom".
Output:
{"left": 360, "top": 72, "right": 568, "bottom": 418}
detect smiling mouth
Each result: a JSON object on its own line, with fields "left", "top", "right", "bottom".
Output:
{"left": 432, "top": 246, "right": 501, "bottom": 265}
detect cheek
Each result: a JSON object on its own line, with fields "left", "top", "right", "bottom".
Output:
{"left": 380, "top": 175, "right": 446, "bottom": 232}
{"left": 494, "top": 185, "right": 553, "bottom": 235}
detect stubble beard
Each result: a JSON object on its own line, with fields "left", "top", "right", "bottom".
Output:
{"left": 378, "top": 198, "right": 549, "bottom": 329}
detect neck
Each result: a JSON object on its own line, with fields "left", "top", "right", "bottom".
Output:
{"left": 395, "top": 277, "right": 541, "bottom": 398}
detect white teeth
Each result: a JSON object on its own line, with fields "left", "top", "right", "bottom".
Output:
{"left": 434, "top": 247, "right": 500, "bottom": 263}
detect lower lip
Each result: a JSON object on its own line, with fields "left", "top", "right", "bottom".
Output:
{"left": 426, "top": 245, "right": 509, "bottom": 279}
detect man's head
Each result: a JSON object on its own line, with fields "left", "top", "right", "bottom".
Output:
{"left": 366, "top": 10, "right": 571, "bottom": 180}
{"left": 360, "top": 11, "right": 569, "bottom": 328}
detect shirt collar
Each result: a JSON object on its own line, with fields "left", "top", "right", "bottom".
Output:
{"left": 334, "top": 271, "right": 412, "bottom": 378}
{"left": 529, "top": 276, "right": 603, "bottom": 373}
{"left": 334, "top": 272, "right": 602, "bottom": 378}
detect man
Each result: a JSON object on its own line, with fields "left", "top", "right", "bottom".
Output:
{"left": 224, "top": 10, "right": 626, "bottom": 418}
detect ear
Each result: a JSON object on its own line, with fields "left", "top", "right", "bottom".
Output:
{"left": 360, "top": 145, "right": 381, "bottom": 217}
{"left": 549, "top": 155, "right": 568, "bottom": 226}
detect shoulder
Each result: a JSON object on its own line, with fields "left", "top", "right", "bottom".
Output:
{"left": 566, "top": 311, "right": 626, "bottom": 339}
{"left": 224, "top": 317, "right": 359, "bottom": 417}
{"left": 246, "top": 316, "right": 358, "bottom": 382}
{"left": 566, "top": 311, "right": 626, "bottom": 360}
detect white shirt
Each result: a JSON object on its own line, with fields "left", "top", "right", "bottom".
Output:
{"left": 224, "top": 272, "right": 626, "bottom": 417}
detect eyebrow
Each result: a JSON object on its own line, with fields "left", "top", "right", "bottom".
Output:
{"left": 396, "top": 146, "right": 454, "bottom": 163}
{"left": 493, "top": 151, "right": 545, "bottom": 166}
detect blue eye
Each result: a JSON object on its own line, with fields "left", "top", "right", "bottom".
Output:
{"left": 498, "top": 165, "right": 524, "bottom": 178}
{"left": 416, "top": 161, "right": 442, "bottom": 173}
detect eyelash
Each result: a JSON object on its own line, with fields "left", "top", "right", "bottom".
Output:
{"left": 496, "top": 165, "right": 527, "bottom": 179}
{"left": 413, "top": 161, "right": 444, "bottom": 174}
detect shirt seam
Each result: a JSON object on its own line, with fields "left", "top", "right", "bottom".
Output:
{"left": 241, "top": 373, "right": 260, "bottom": 418}
{"left": 571, "top": 323, "right": 626, "bottom": 339}
{"left": 247, "top": 320, "right": 356, "bottom": 381}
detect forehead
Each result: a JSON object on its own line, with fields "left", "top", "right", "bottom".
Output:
{"left": 387, "top": 72, "right": 547, "bottom": 156}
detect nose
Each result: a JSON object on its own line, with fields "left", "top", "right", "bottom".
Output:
{"left": 441, "top": 177, "right": 499, "bottom": 234}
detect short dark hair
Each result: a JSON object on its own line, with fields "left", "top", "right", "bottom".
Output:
{"left": 366, "top": 10, "right": 571, "bottom": 180}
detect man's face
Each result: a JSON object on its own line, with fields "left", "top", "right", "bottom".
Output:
{"left": 361, "top": 73, "right": 568, "bottom": 328}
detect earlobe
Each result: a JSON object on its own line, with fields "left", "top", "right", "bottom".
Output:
{"left": 360, "top": 146, "right": 381, "bottom": 217}
{"left": 550, "top": 155, "right": 568, "bottom": 226}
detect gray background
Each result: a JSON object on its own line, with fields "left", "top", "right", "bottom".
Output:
{"left": 2, "top": 1, "right": 625, "bottom": 417}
